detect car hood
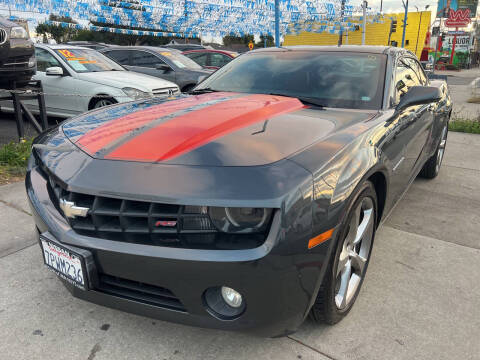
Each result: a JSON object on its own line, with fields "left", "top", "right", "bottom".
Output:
{"left": 61, "top": 92, "right": 376, "bottom": 167}
{"left": 75, "top": 71, "right": 177, "bottom": 92}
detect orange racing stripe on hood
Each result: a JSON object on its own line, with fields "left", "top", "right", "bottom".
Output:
{"left": 105, "top": 94, "right": 306, "bottom": 162}
{"left": 76, "top": 92, "right": 235, "bottom": 155}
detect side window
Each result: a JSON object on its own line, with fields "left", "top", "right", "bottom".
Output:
{"left": 394, "top": 58, "right": 422, "bottom": 104}
{"left": 210, "top": 53, "right": 231, "bottom": 68}
{"left": 186, "top": 53, "right": 208, "bottom": 66}
{"left": 131, "top": 51, "right": 162, "bottom": 68}
{"left": 35, "top": 48, "right": 61, "bottom": 72}
{"left": 105, "top": 50, "right": 130, "bottom": 65}
{"left": 407, "top": 58, "right": 428, "bottom": 85}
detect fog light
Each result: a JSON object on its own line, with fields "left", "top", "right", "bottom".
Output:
{"left": 221, "top": 286, "right": 242, "bottom": 308}
{"left": 204, "top": 286, "right": 246, "bottom": 319}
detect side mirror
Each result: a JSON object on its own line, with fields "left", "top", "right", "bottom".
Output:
{"left": 156, "top": 63, "right": 171, "bottom": 72}
{"left": 46, "top": 66, "right": 63, "bottom": 76}
{"left": 396, "top": 86, "right": 442, "bottom": 112}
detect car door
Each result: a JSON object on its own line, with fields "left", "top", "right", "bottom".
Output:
{"left": 29, "top": 48, "right": 79, "bottom": 115}
{"left": 397, "top": 57, "right": 435, "bottom": 179}
{"left": 128, "top": 50, "right": 176, "bottom": 84}
{"left": 103, "top": 49, "right": 131, "bottom": 67}
{"left": 209, "top": 53, "right": 232, "bottom": 69}
{"left": 185, "top": 52, "right": 210, "bottom": 68}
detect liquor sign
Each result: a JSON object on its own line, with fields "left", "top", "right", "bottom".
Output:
{"left": 442, "top": 35, "right": 472, "bottom": 51}
{"left": 445, "top": 9, "right": 471, "bottom": 27}
{"left": 437, "top": 0, "right": 478, "bottom": 18}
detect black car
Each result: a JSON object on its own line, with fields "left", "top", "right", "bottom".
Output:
{"left": 0, "top": 17, "right": 36, "bottom": 88}
{"left": 101, "top": 46, "right": 213, "bottom": 92}
{"left": 26, "top": 46, "right": 451, "bottom": 337}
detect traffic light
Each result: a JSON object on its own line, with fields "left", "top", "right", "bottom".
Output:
{"left": 441, "top": 33, "right": 445, "bottom": 41}
{"left": 391, "top": 20, "right": 397, "bottom": 33}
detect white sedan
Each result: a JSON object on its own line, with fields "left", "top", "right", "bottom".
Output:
{"left": 1, "top": 44, "right": 180, "bottom": 118}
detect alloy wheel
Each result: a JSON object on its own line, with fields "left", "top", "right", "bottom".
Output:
{"left": 436, "top": 126, "right": 448, "bottom": 173}
{"left": 335, "top": 197, "right": 375, "bottom": 310}
{"left": 93, "top": 99, "right": 115, "bottom": 108}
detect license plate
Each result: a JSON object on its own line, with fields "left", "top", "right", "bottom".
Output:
{"left": 40, "top": 238, "right": 86, "bottom": 290}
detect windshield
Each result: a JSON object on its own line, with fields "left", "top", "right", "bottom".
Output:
{"left": 196, "top": 51, "right": 387, "bottom": 110}
{"left": 55, "top": 48, "right": 125, "bottom": 73}
{"left": 155, "top": 50, "right": 202, "bottom": 70}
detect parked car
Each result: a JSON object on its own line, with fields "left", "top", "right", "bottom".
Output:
{"left": 1, "top": 44, "right": 179, "bottom": 118}
{"left": 65, "top": 41, "right": 110, "bottom": 50}
{"left": 183, "top": 49, "right": 238, "bottom": 70}
{"left": 0, "top": 17, "right": 36, "bottom": 88}
{"left": 26, "top": 46, "right": 451, "bottom": 337}
{"left": 101, "top": 46, "right": 213, "bottom": 92}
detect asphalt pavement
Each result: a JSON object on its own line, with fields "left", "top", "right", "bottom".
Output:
{"left": 0, "top": 131, "right": 479, "bottom": 360}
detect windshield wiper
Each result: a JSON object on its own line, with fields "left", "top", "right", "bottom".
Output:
{"left": 188, "top": 88, "right": 219, "bottom": 94}
{"left": 267, "top": 93, "right": 326, "bottom": 108}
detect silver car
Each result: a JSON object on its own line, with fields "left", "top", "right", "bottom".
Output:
{"left": 1, "top": 44, "right": 179, "bottom": 118}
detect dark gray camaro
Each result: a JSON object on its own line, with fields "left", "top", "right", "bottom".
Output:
{"left": 100, "top": 46, "right": 213, "bottom": 92}
{"left": 26, "top": 46, "right": 451, "bottom": 337}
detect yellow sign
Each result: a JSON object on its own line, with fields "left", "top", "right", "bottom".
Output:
{"left": 248, "top": 41, "right": 254, "bottom": 50}
{"left": 58, "top": 49, "right": 75, "bottom": 58}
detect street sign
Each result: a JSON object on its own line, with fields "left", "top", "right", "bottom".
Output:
{"left": 248, "top": 41, "right": 254, "bottom": 50}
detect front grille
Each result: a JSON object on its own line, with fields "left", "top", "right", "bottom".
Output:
{"left": 45, "top": 173, "right": 267, "bottom": 250}
{"left": 0, "top": 29, "right": 7, "bottom": 45}
{"left": 96, "top": 273, "right": 186, "bottom": 312}
{"left": 0, "top": 55, "right": 30, "bottom": 70}
{"left": 152, "top": 87, "right": 180, "bottom": 96}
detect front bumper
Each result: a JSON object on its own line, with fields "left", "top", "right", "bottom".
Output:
{"left": 0, "top": 38, "right": 35, "bottom": 83}
{"left": 26, "top": 164, "right": 332, "bottom": 337}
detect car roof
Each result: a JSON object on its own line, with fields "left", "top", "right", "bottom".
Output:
{"left": 252, "top": 45, "right": 412, "bottom": 56}
{"left": 102, "top": 45, "right": 181, "bottom": 53}
{"left": 36, "top": 43, "right": 96, "bottom": 51}
{"left": 183, "top": 49, "right": 238, "bottom": 56}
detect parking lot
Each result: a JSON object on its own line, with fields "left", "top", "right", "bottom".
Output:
{"left": 1, "top": 129, "right": 479, "bottom": 360}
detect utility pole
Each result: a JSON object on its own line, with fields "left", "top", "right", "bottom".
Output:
{"left": 401, "top": 0, "right": 408, "bottom": 48}
{"left": 362, "top": 0, "right": 367, "bottom": 45}
{"left": 338, "top": 0, "right": 346, "bottom": 46}
{"left": 415, "top": 5, "right": 430, "bottom": 56}
{"left": 275, "top": 0, "right": 280, "bottom": 47}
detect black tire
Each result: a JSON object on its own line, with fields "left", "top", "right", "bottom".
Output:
{"left": 310, "top": 180, "right": 377, "bottom": 325}
{"left": 419, "top": 124, "right": 448, "bottom": 179}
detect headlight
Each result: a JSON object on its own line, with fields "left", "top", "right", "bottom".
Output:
{"left": 10, "top": 26, "right": 29, "bottom": 39}
{"left": 122, "top": 87, "right": 151, "bottom": 100}
{"left": 208, "top": 207, "right": 272, "bottom": 233}
{"left": 28, "top": 56, "right": 36, "bottom": 68}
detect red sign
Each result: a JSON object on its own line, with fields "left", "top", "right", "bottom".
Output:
{"left": 445, "top": 9, "right": 471, "bottom": 27}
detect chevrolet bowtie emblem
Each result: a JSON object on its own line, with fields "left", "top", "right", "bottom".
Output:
{"left": 59, "top": 199, "right": 89, "bottom": 218}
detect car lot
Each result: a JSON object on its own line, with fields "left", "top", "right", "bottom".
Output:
{"left": 0, "top": 131, "right": 478, "bottom": 360}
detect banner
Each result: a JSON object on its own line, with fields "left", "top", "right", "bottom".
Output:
{"left": 0, "top": 0, "right": 381, "bottom": 38}
{"left": 436, "top": 0, "right": 478, "bottom": 18}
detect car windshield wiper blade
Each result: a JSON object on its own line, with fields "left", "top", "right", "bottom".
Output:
{"left": 297, "top": 97, "right": 326, "bottom": 108}
{"left": 267, "top": 93, "right": 326, "bottom": 108}
{"left": 189, "top": 88, "right": 219, "bottom": 94}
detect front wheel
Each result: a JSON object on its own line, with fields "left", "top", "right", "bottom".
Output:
{"left": 91, "top": 97, "right": 117, "bottom": 109}
{"left": 310, "top": 181, "right": 377, "bottom": 324}
{"left": 419, "top": 124, "right": 448, "bottom": 179}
